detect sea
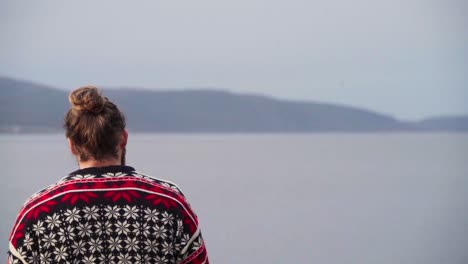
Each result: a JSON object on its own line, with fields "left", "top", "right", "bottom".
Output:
{"left": 1, "top": 133, "right": 467, "bottom": 264}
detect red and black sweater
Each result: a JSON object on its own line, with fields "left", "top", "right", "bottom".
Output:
{"left": 8, "top": 165, "right": 209, "bottom": 264}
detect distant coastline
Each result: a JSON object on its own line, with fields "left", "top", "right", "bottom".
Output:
{"left": 1, "top": 76, "right": 467, "bottom": 133}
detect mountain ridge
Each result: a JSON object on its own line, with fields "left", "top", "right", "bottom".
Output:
{"left": 1, "top": 76, "right": 466, "bottom": 133}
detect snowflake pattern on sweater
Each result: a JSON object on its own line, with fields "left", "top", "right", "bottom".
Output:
{"left": 8, "top": 166, "right": 208, "bottom": 264}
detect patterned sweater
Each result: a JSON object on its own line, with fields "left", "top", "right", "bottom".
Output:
{"left": 8, "top": 166, "right": 209, "bottom": 264}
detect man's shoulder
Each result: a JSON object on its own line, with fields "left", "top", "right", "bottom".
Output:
{"left": 130, "top": 170, "right": 185, "bottom": 196}
{"left": 20, "top": 176, "right": 69, "bottom": 211}
{"left": 8, "top": 177, "right": 68, "bottom": 246}
{"left": 18, "top": 170, "right": 188, "bottom": 209}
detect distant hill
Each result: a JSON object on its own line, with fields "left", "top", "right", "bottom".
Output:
{"left": 1, "top": 77, "right": 466, "bottom": 133}
{"left": 0, "top": 77, "right": 68, "bottom": 133}
{"left": 415, "top": 116, "right": 468, "bottom": 132}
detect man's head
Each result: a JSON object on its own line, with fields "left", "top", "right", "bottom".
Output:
{"left": 64, "top": 86, "right": 127, "bottom": 165}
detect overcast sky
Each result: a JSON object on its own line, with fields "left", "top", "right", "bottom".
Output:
{"left": 1, "top": 0, "right": 466, "bottom": 120}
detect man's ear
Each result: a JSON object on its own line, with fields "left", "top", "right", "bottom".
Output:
{"left": 67, "top": 138, "right": 77, "bottom": 155}
{"left": 120, "top": 129, "right": 128, "bottom": 149}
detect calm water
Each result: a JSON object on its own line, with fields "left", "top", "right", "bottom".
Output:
{"left": 1, "top": 133, "right": 467, "bottom": 263}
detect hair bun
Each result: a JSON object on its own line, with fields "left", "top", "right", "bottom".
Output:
{"left": 69, "top": 86, "right": 107, "bottom": 114}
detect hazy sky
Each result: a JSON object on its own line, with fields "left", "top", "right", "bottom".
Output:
{"left": 1, "top": 0, "right": 467, "bottom": 120}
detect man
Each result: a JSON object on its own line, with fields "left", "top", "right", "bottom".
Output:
{"left": 8, "top": 86, "right": 209, "bottom": 263}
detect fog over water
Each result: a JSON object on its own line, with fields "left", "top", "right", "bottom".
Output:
{"left": 1, "top": 133, "right": 467, "bottom": 263}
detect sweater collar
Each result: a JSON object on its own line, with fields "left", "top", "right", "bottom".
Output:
{"left": 69, "top": 165, "right": 136, "bottom": 177}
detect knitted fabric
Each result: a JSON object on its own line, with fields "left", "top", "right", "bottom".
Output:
{"left": 8, "top": 165, "right": 208, "bottom": 264}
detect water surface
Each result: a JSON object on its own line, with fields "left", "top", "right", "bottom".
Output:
{"left": 1, "top": 133, "right": 467, "bottom": 263}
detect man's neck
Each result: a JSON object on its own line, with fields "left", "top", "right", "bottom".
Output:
{"left": 78, "top": 159, "right": 121, "bottom": 169}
